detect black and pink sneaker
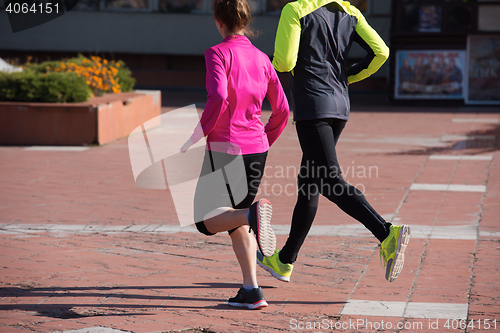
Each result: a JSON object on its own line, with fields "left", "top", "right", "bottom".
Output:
{"left": 228, "top": 287, "right": 268, "bottom": 310}
{"left": 248, "top": 198, "right": 276, "bottom": 257}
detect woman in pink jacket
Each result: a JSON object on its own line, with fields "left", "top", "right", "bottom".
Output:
{"left": 180, "top": 0, "right": 289, "bottom": 309}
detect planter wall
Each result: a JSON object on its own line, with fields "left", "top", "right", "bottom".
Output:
{"left": 0, "top": 90, "right": 161, "bottom": 146}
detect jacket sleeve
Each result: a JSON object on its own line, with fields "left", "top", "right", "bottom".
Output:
{"left": 264, "top": 65, "right": 290, "bottom": 146}
{"left": 190, "top": 47, "right": 229, "bottom": 144}
{"left": 272, "top": 3, "right": 301, "bottom": 73}
{"left": 347, "top": 10, "right": 390, "bottom": 84}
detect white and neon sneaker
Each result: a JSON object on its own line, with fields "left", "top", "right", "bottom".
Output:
{"left": 257, "top": 249, "right": 293, "bottom": 282}
{"left": 248, "top": 199, "right": 276, "bottom": 257}
{"left": 379, "top": 225, "right": 411, "bottom": 282}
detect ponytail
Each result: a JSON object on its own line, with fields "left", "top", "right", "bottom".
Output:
{"left": 213, "top": 0, "right": 257, "bottom": 38}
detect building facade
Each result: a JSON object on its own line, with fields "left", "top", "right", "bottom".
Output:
{"left": 0, "top": 0, "right": 390, "bottom": 91}
{"left": 2, "top": 0, "right": 498, "bottom": 103}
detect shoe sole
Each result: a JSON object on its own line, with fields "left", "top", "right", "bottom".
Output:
{"left": 228, "top": 300, "right": 268, "bottom": 310}
{"left": 257, "top": 259, "right": 290, "bottom": 282}
{"left": 386, "top": 225, "right": 411, "bottom": 282}
{"left": 255, "top": 199, "right": 276, "bottom": 258}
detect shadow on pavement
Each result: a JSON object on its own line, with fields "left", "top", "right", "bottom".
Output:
{"left": 390, "top": 123, "right": 499, "bottom": 156}
{"left": 0, "top": 284, "right": 345, "bottom": 318}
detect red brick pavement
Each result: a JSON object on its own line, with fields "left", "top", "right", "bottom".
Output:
{"left": 0, "top": 93, "right": 499, "bottom": 332}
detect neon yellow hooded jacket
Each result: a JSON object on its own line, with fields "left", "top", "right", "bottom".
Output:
{"left": 273, "top": 0, "right": 389, "bottom": 120}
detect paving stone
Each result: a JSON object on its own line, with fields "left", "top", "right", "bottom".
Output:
{"left": 0, "top": 108, "right": 499, "bottom": 332}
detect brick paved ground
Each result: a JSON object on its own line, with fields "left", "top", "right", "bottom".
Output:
{"left": 0, "top": 92, "right": 499, "bottom": 333}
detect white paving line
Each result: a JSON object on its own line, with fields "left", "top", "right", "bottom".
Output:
{"left": 451, "top": 118, "right": 499, "bottom": 124}
{"left": 341, "top": 300, "right": 468, "bottom": 319}
{"left": 410, "top": 183, "right": 486, "bottom": 193}
{"left": 277, "top": 224, "right": 479, "bottom": 240}
{"left": 447, "top": 184, "right": 487, "bottom": 192}
{"left": 478, "top": 230, "right": 500, "bottom": 238}
{"left": 342, "top": 300, "right": 405, "bottom": 317}
{"left": 24, "top": 146, "right": 90, "bottom": 152}
{"left": 0, "top": 223, "right": 485, "bottom": 240}
{"left": 411, "top": 224, "right": 478, "bottom": 240}
{"left": 429, "top": 155, "right": 493, "bottom": 161}
{"left": 0, "top": 224, "right": 197, "bottom": 234}
{"left": 342, "top": 136, "right": 449, "bottom": 148}
{"left": 441, "top": 134, "right": 496, "bottom": 141}
{"left": 405, "top": 302, "right": 469, "bottom": 320}
{"left": 60, "top": 328, "right": 128, "bottom": 333}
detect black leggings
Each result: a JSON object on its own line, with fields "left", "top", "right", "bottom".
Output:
{"left": 194, "top": 150, "right": 268, "bottom": 236}
{"left": 280, "top": 118, "right": 391, "bottom": 264}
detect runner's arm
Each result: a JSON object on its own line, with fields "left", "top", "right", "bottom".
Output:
{"left": 272, "top": 3, "right": 301, "bottom": 73}
{"left": 264, "top": 66, "right": 289, "bottom": 146}
{"left": 347, "top": 11, "right": 390, "bottom": 84}
{"left": 190, "top": 47, "right": 229, "bottom": 144}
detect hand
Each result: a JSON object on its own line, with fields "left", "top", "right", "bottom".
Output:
{"left": 180, "top": 138, "right": 193, "bottom": 153}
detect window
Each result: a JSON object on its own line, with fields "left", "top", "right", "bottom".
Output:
{"left": 350, "top": 0, "right": 369, "bottom": 14}
{"left": 74, "top": 0, "right": 101, "bottom": 10}
{"left": 266, "top": 0, "right": 291, "bottom": 13}
{"left": 158, "top": 0, "right": 204, "bottom": 13}
{"left": 102, "top": 0, "right": 153, "bottom": 11}
{"left": 418, "top": 5, "right": 442, "bottom": 32}
{"left": 395, "top": 0, "right": 481, "bottom": 34}
{"left": 478, "top": 4, "right": 500, "bottom": 31}
{"left": 70, "top": 0, "right": 372, "bottom": 15}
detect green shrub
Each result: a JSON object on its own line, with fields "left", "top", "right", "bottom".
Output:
{"left": 115, "top": 60, "right": 135, "bottom": 92}
{"left": 27, "top": 55, "right": 136, "bottom": 95}
{"left": 0, "top": 69, "right": 92, "bottom": 103}
{"left": 26, "top": 60, "right": 61, "bottom": 73}
{"left": 1, "top": 55, "right": 135, "bottom": 103}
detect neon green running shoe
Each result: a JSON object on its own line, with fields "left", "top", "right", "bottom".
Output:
{"left": 257, "top": 249, "right": 293, "bottom": 282}
{"left": 379, "top": 225, "right": 411, "bottom": 282}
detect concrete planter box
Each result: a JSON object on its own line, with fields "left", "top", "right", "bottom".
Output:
{"left": 0, "top": 90, "right": 161, "bottom": 146}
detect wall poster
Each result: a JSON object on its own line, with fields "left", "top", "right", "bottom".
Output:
{"left": 466, "top": 35, "right": 500, "bottom": 105}
{"left": 395, "top": 50, "right": 465, "bottom": 99}
{"left": 418, "top": 5, "right": 442, "bottom": 32}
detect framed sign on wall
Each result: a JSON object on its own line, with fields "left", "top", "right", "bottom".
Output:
{"left": 465, "top": 35, "right": 500, "bottom": 105}
{"left": 395, "top": 50, "right": 465, "bottom": 100}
